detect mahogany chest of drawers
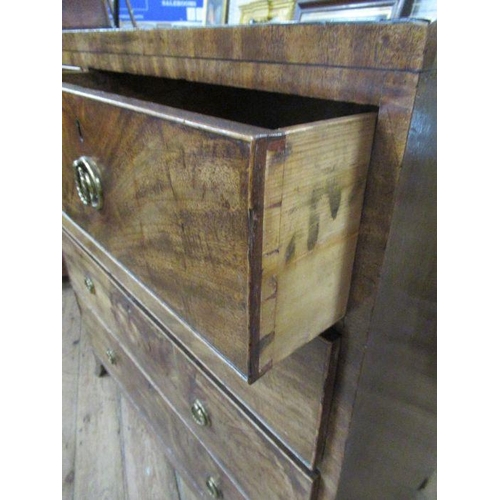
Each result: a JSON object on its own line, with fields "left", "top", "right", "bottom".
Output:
{"left": 62, "top": 22, "right": 436, "bottom": 499}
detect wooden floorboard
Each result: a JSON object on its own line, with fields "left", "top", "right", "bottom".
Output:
{"left": 121, "top": 395, "right": 181, "bottom": 500}
{"left": 62, "top": 282, "right": 185, "bottom": 500}
{"left": 73, "top": 298, "right": 127, "bottom": 500}
{"left": 62, "top": 281, "right": 82, "bottom": 499}
{"left": 175, "top": 473, "right": 201, "bottom": 500}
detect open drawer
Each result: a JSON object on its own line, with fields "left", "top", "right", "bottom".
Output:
{"left": 62, "top": 70, "right": 376, "bottom": 382}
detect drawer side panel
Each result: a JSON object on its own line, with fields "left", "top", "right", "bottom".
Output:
{"left": 260, "top": 114, "right": 377, "bottom": 368}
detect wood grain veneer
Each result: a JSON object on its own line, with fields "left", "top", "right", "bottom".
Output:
{"left": 62, "top": 23, "right": 434, "bottom": 72}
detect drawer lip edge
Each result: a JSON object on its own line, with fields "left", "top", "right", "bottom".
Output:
{"left": 62, "top": 82, "right": 276, "bottom": 142}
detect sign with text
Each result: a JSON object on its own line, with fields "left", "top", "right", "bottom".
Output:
{"left": 120, "top": 0, "right": 205, "bottom": 24}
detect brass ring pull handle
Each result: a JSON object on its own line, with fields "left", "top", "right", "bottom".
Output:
{"left": 106, "top": 348, "right": 117, "bottom": 365}
{"left": 84, "top": 276, "right": 95, "bottom": 294}
{"left": 72, "top": 156, "right": 103, "bottom": 210}
{"left": 191, "top": 400, "right": 210, "bottom": 427}
{"left": 206, "top": 477, "right": 222, "bottom": 498}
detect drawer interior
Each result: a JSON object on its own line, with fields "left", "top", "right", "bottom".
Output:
{"left": 62, "top": 70, "right": 375, "bottom": 130}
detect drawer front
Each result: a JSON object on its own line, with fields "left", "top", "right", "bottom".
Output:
{"left": 65, "top": 234, "right": 320, "bottom": 499}
{"left": 63, "top": 230, "right": 337, "bottom": 468}
{"left": 82, "top": 300, "right": 319, "bottom": 500}
{"left": 83, "top": 311, "right": 246, "bottom": 500}
{"left": 62, "top": 88, "right": 252, "bottom": 374}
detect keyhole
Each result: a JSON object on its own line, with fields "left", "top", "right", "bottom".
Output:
{"left": 76, "top": 119, "right": 84, "bottom": 142}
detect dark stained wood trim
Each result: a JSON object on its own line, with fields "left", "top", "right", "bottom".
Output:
{"left": 247, "top": 137, "right": 273, "bottom": 381}
{"left": 312, "top": 333, "right": 342, "bottom": 464}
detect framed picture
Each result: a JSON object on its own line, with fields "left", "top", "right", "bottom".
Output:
{"left": 205, "top": 0, "right": 229, "bottom": 24}
{"left": 63, "top": 0, "right": 114, "bottom": 29}
{"left": 294, "top": 0, "right": 413, "bottom": 23}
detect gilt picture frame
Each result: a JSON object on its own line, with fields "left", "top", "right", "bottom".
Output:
{"left": 205, "top": 0, "right": 229, "bottom": 24}
{"left": 294, "top": 0, "right": 413, "bottom": 23}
